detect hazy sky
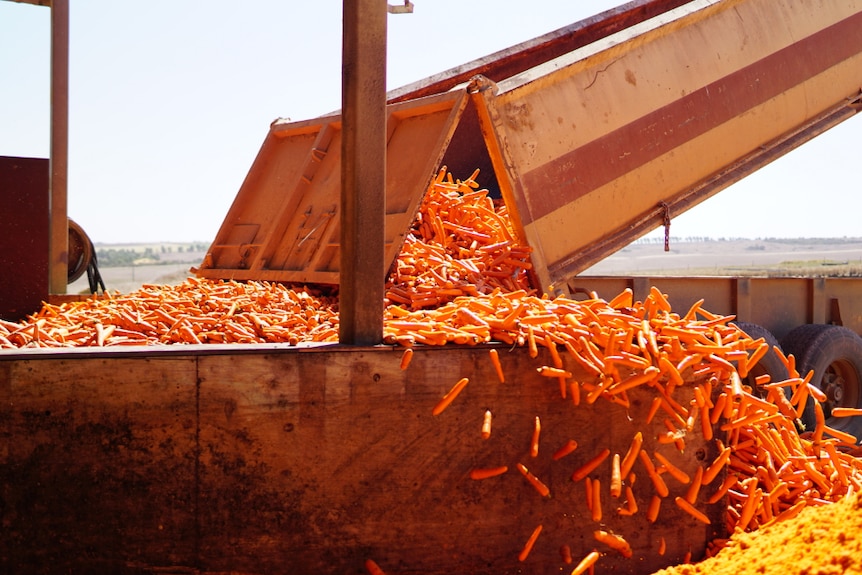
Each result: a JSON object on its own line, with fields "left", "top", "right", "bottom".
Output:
{"left": 1, "top": 1, "right": 859, "bottom": 244}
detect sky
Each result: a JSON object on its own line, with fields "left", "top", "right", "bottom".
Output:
{"left": 1, "top": 0, "right": 860, "bottom": 245}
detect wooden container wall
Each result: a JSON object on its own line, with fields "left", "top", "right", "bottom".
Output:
{"left": 0, "top": 345, "right": 724, "bottom": 574}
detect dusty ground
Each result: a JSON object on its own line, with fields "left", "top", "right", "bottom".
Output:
{"left": 583, "top": 238, "right": 862, "bottom": 275}
{"left": 66, "top": 239, "right": 862, "bottom": 295}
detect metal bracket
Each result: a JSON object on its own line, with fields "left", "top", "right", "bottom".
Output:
{"left": 387, "top": 1, "right": 414, "bottom": 14}
{"left": 660, "top": 201, "right": 671, "bottom": 252}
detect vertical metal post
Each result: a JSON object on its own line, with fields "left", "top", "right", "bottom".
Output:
{"left": 339, "top": 0, "right": 388, "bottom": 345}
{"left": 49, "top": 0, "right": 70, "bottom": 294}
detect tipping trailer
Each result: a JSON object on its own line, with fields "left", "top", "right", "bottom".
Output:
{"left": 1, "top": 1, "right": 862, "bottom": 574}
{"left": 198, "top": 0, "right": 862, "bottom": 435}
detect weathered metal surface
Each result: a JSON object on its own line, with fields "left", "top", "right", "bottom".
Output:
{"left": 0, "top": 156, "right": 49, "bottom": 321}
{"left": 472, "top": 0, "right": 862, "bottom": 290}
{"left": 339, "top": 0, "right": 388, "bottom": 344}
{"left": 0, "top": 345, "right": 722, "bottom": 574}
{"left": 196, "top": 91, "right": 467, "bottom": 285}
{"left": 386, "top": 0, "right": 691, "bottom": 104}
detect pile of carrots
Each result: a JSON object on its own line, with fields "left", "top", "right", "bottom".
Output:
{"left": 385, "top": 167, "right": 534, "bottom": 310}
{"left": 0, "top": 279, "right": 339, "bottom": 348}
{"left": 2, "top": 168, "right": 862, "bottom": 573}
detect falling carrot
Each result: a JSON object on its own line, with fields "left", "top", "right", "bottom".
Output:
{"left": 400, "top": 348, "right": 414, "bottom": 370}
{"left": 489, "top": 348, "right": 505, "bottom": 382}
{"left": 365, "top": 559, "right": 386, "bottom": 575}
{"left": 620, "top": 432, "right": 643, "bottom": 478}
{"left": 553, "top": 439, "right": 579, "bottom": 461}
{"left": 481, "top": 409, "right": 493, "bottom": 440}
{"left": 639, "top": 451, "right": 669, "bottom": 498}
{"left": 591, "top": 478, "right": 602, "bottom": 522}
{"left": 517, "top": 463, "right": 551, "bottom": 498}
{"left": 572, "top": 448, "right": 611, "bottom": 482}
{"left": 647, "top": 495, "right": 662, "bottom": 523}
{"left": 674, "top": 496, "right": 711, "bottom": 525}
{"left": 610, "top": 453, "right": 622, "bottom": 499}
{"left": 570, "top": 550, "right": 600, "bottom": 575}
{"left": 432, "top": 377, "right": 469, "bottom": 416}
{"left": 531, "top": 416, "right": 541, "bottom": 458}
{"left": 469, "top": 466, "right": 508, "bottom": 480}
{"left": 518, "top": 524, "right": 543, "bottom": 561}
{"left": 594, "top": 530, "right": 632, "bottom": 558}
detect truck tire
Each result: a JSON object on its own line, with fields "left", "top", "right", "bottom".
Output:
{"left": 732, "top": 322, "right": 789, "bottom": 394}
{"left": 781, "top": 324, "right": 862, "bottom": 442}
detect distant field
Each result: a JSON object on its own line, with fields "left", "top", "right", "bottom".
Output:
{"left": 66, "top": 238, "right": 862, "bottom": 295}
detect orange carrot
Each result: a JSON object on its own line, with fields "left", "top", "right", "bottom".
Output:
{"left": 431, "top": 377, "right": 469, "bottom": 416}
{"left": 469, "top": 466, "right": 508, "bottom": 480}
{"left": 400, "top": 348, "right": 414, "bottom": 370}
{"left": 610, "top": 453, "right": 622, "bottom": 499}
{"left": 639, "top": 451, "right": 669, "bottom": 498}
{"left": 553, "top": 439, "right": 579, "bottom": 461}
{"left": 481, "top": 409, "right": 493, "bottom": 440}
{"left": 570, "top": 550, "right": 600, "bottom": 575}
{"left": 572, "top": 448, "right": 611, "bottom": 482}
{"left": 620, "top": 432, "right": 643, "bottom": 479}
{"left": 560, "top": 544, "right": 573, "bottom": 565}
{"left": 654, "top": 451, "right": 691, "bottom": 485}
{"left": 488, "top": 348, "right": 505, "bottom": 382}
{"left": 647, "top": 495, "right": 662, "bottom": 523}
{"left": 674, "top": 496, "right": 711, "bottom": 525}
{"left": 365, "top": 559, "right": 386, "bottom": 575}
{"left": 518, "top": 524, "right": 543, "bottom": 562}
{"left": 530, "top": 416, "right": 541, "bottom": 458}
{"left": 594, "top": 530, "right": 632, "bottom": 558}
{"left": 517, "top": 463, "right": 551, "bottom": 498}
{"left": 592, "top": 478, "right": 602, "bottom": 522}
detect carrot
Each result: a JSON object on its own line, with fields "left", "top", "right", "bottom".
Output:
{"left": 536, "top": 366, "right": 572, "bottom": 378}
{"left": 685, "top": 466, "right": 704, "bottom": 504}
{"left": 481, "top": 409, "right": 492, "bottom": 440}
{"left": 610, "top": 453, "right": 622, "bottom": 499}
{"left": 832, "top": 407, "right": 862, "bottom": 417}
{"left": 517, "top": 463, "right": 551, "bottom": 498}
{"left": 701, "top": 447, "right": 731, "bottom": 485}
{"left": 620, "top": 432, "right": 643, "bottom": 479}
{"left": 570, "top": 550, "right": 600, "bottom": 575}
{"left": 400, "top": 348, "right": 414, "bottom": 370}
{"left": 489, "top": 348, "right": 505, "bottom": 382}
{"left": 624, "top": 485, "right": 638, "bottom": 514}
{"left": 674, "top": 496, "right": 711, "bottom": 525}
{"left": 431, "top": 377, "right": 470, "bottom": 416}
{"left": 639, "top": 451, "right": 669, "bottom": 498}
{"left": 518, "top": 524, "right": 543, "bottom": 562}
{"left": 592, "top": 478, "right": 602, "bottom": 522}
{"left": 469, "top": 466, "right": 508, "bottom": 480}
{"left": 647, "top": 495, "right": 662, "bottom": 523}
{"left": 658, "top": 537, "right": 666, "bottom": 556}
{"left": 553, "top": 439, "right": 579, "bottom": 461}
{"left": 653, "top": 451, "right": 691, "bottom": 485}
{"left": 560, "top": 544, "right": 573, "bottom": 565}
{"left": 594, "top": 529, "right": 632, "bottom": 558}
{"left": 572, "top": 448, "right": 611, "bottom": 482}
{"left": 530, "top": 416, "right": 542, "bottom": 458}
{"left": 365, "top": 559, "right": 386, "bottom": 575}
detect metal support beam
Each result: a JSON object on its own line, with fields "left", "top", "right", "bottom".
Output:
{"left": 49, "top": 0, "right": 69, "bottom": 294}
{"left": 339, "top": 0, "right": 388, "bottom": 344}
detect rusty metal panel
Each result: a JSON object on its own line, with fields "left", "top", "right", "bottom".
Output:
{"left": 0, "top": 156, "right": 49, "bottom": 321}
{"left": 0, "top": 344, "right": 720, "bottom": 574}
{"left": 474, "top": 0, "right": 862, "bottom": 291}
{"left": 196, "top": 91, "right": 467, "bottom": 284}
